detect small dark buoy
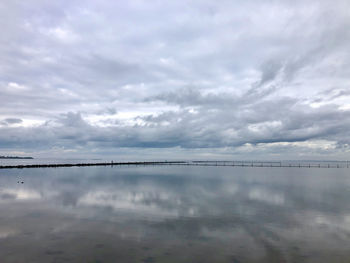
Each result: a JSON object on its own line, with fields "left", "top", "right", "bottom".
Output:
{"left": 21, "top": 181, "right": 24, "bottom": 184}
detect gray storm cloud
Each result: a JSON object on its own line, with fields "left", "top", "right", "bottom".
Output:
{"left": 0, "top": 0, "right": 349, "bottom": 159}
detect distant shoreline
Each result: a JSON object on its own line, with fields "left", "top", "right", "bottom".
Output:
{"left": 0, "top": 156, "right": 33, "bottom": 159}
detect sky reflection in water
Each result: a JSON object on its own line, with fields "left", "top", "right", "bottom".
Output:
{"left": 0, "top": 166, "right": 350, "bottom": 262}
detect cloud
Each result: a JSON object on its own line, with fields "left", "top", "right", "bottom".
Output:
{"left": 0, "top": 0, "right": 350, "bottom": 158}
{"left": 0, "top": 118, "right": 23, "bottom": 126}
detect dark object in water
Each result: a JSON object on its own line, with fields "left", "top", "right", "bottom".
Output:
{"left": 0, "top": 161, "right": 187, "bottom": 170}
{"left": 0, "top": 156, "right": 33, "bottom": 159}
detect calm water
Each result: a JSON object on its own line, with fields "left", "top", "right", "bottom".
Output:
{"left": 0, "top": 166, "right": 350, "bottom": 262}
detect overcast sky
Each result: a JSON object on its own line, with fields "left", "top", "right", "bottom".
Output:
{"left": 1, "top": 0, "right": 350, "bottom": 160}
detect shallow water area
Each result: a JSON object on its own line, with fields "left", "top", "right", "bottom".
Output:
{"left": 0, "top": 165, "right": 350, "bottom": 262}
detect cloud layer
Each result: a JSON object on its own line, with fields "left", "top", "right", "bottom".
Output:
{"left": 0, "top": 0, "right": 350, "bottom": 159}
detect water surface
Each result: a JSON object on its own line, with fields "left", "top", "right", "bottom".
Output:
{"left": 0, "top": 166, "right": 349, "bottom": 262}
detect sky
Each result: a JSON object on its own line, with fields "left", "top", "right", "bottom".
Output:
{"left": 0, "top": 0, "right": 350, "bottom": 160}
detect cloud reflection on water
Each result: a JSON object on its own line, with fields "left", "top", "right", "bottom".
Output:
{"left": 0, "top": 166, "right": 350, "bottom": 262}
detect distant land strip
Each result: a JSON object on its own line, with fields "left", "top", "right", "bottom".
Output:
{"left": 0, "top": 156, "right": 33, "bottom": 159}
{"left": 0, "top": 161, "right": 349, "bottom": 169}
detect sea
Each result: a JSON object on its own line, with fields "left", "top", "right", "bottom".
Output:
{"left": 0, "top": 159, "right": 349, "bottom": 262}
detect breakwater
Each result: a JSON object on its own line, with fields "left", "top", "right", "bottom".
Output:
{"left": 0, "top": 160, "right": 349, "bottom": 169}
{"left": 0, "top": 161, "right": 187, "bottom": 169}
